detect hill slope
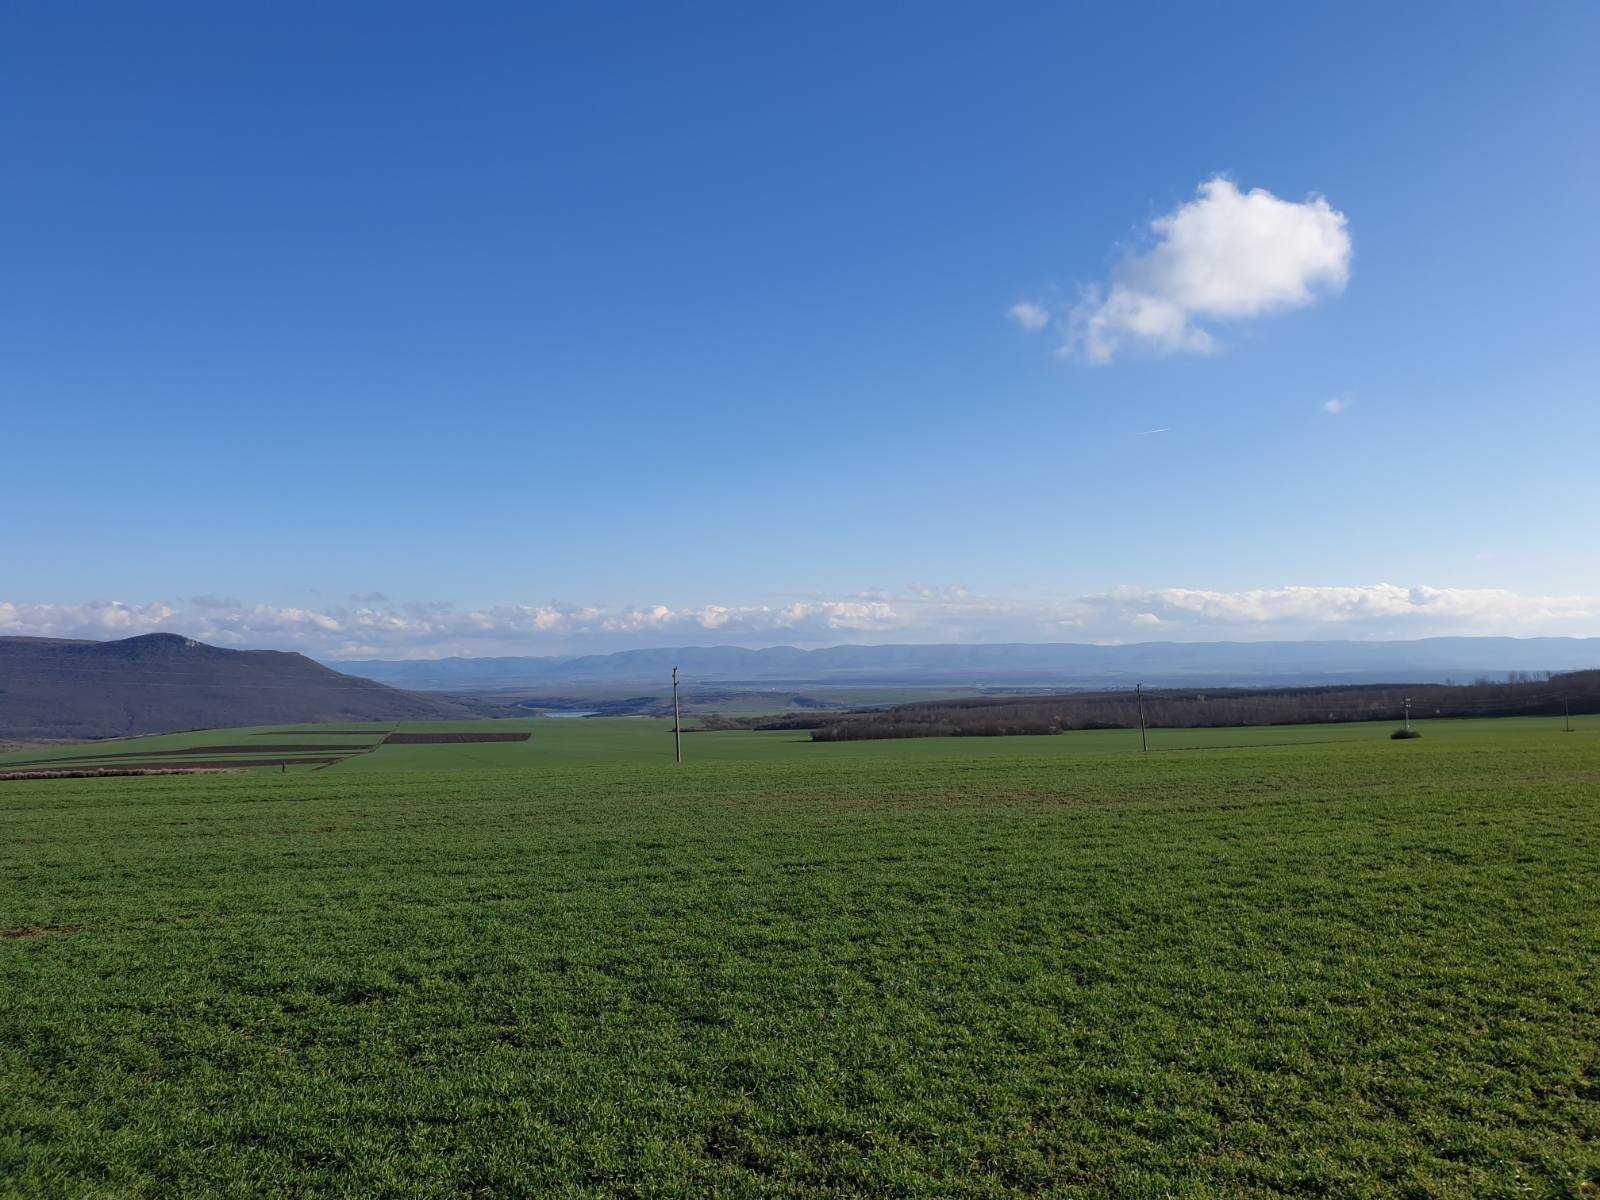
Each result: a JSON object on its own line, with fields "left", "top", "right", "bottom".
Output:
{"left": 0, "top": 633, "right": 507, "bottom": 739}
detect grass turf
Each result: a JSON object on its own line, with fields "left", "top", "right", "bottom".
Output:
{"left": 2, "top": 717, "right": 1597, "bottom": 1196}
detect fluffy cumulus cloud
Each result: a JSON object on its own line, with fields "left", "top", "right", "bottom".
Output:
{"left": 2, "top": 584, "right": 1598, "bottom": 658}
{"left": 1030, "top": 177, "right": 1350, "bottom": 364}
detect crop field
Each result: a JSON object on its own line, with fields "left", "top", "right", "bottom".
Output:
{"left": 3, "top": 716, "right": 1598, "bottom": 1197}
{"left": 13, "top": 713, "right": 1576, "bottom": 776}
{"left": 0, "top": 722, "right": 538, "bottom": 778}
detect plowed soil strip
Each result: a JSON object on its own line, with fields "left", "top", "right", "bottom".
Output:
{"left": 4, "top": 744, "right": 377, "bottom": 767}
{"left": 2, "top": 756, "right": 352, "bottom": 779}
{"left": 1, "top": 767, "right": 245, "bottom": 782}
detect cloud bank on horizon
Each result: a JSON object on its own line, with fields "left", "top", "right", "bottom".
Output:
{"left": 3, "top": 584, "right": 1596, "bottom": 660}
{"left": 1012, "top": 176, "right": 1351, "bottom": 363}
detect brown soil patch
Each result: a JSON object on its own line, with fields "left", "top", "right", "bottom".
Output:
{"left": 113, "top": 756, "right": 350, "bottom": 770}
{"left": 2, "top": 924, "right": 81, "bottom": 939}
{"left": 383, "top": 731, "right": 532, "bottom": 744}
{"left": 1, "top": 767, "right": 243, "bottom": 781}
{"left": 4, "top": 744, "right": 375, "bottom": 767}
{"left": 1, "top": 757, "right": 347, "bottom": 780}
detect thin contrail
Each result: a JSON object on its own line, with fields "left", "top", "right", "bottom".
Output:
{"left": 1136, "top": 426, "right": 1172, "bottom": 436}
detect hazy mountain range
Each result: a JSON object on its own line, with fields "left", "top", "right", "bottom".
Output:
{"left": 337, "top": 637, "right": 1600, "bottom": 691}
{"left": 12, "top": 634, "right": 1600, "bottom": 742}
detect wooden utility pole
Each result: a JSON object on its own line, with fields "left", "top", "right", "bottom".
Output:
{"left": 672, "top": 666, "right": 683, "bottom": 764}
{"left": 1136, "top": 683, "right": 1148, "bottom": 753}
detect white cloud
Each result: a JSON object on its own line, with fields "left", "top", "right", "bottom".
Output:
{"left": 1007, "top": 301, "right": 1050, "bottom": 332}
{"left": 1066, "top": 177, "right": 1351, "bottom": 364}
{"left": 1078, "top": 584, "right": 1597, "bottom": 633}
{"left": 1323, "top": 396, "right": 1347, "bottom": 415}
{"left": 3, "top": 584, "right": 1599, "bottom": 658}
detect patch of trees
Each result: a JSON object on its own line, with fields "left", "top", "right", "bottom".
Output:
{"left": 685, "top": 715, "right": 745, "bottom": 731}
{"left": 741, "top": 712, "right": 840, "bottom": 731}
{"left": 794, "top": 670, "right": 1600, "bottom": 742}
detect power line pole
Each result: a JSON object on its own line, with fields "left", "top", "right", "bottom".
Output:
{"left": 672, "top": 666, "right": 682, "bottom": 764}
{"left": 1136, "top": 683, "right": 1148, "bottom": 753}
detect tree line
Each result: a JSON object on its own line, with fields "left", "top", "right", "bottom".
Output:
{"left": 736, "top": 670, "right": 1600, "bottom": 742}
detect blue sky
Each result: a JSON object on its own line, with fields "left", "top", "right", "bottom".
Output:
{"left": 5, "top": 2, "right": 1599, "bottom": 656}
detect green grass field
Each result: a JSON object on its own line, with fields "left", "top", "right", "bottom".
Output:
{"left": 3, "top": 716, "right": 1598, "bottom": 1196}
{"left": 12, "top": 713, "right": 1582, "bottom": 774}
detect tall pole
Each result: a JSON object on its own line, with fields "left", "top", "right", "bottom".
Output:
{"left": 1565, "top": 697, "right": 1572, "bottom": 733}
{"left": 1136, "top": 683, "right": 1148, "bottom": 753}
{"left": 1403, "top": 697, "right": 1411, "bottom": 733}
{"left": 672, "top": 666, "right": 682, "bottom": 764}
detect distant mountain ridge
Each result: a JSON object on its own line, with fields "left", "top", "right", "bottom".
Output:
{"left": 0, "top": 633, "right": 509, "bottom": 739}
{"left": 336, "top": 636, "right": 1600, "bottom": 691}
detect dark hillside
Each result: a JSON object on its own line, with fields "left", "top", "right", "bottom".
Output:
{"left": 787, "top": 671, "right": 1600, "bottom": 741}
{"left": 0, "top": 633, "right": 510, "bottom": 739}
